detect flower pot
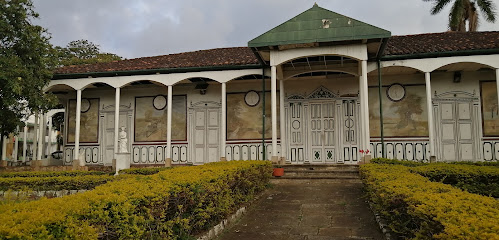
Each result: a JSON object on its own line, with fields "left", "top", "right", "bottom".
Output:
{"left": 272, "top": 168, "right": 284, "bottom": 177}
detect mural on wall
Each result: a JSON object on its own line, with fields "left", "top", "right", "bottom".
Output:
{"left": 68, "top": 98, "right": 99, "bottom": 143}
{"left": 481, "top": 81, "right": 499, "bottom": 136}
{"left": 134, "top": 95, "right": 187, "bottom": 142}
{"left": 368, "top": 85, "right": 428, "bottom": 137}
{"left": 227, "top": 91, "right": 279, "bottom": 140}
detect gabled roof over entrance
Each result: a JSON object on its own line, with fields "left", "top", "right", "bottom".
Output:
{"left": 248, "top": 3, "right": 391, "bottom": 48}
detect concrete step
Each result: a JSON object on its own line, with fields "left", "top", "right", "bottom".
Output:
{"left": 273, "top": 164, "right": 360, "bottom": 180}
{"left": 284, "top": 170, "right": 359, "bottom": 178}
{"left": 274, "top": 175, "right": 360, "bottom": 179}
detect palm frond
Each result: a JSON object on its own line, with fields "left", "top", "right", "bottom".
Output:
{"left": 428, "top": 0, "right": 453, "bottom": 14}
{"left": 475, "top": 0, "right": 497, "bottom": 22}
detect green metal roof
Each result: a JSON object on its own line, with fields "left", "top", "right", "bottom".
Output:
{"left": 248, "top": 4, "right": 391, "bottom": 48}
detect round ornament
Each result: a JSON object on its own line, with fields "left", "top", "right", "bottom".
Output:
{"left": 386, "top": 83, "right": 406, "bottom": 102}
{"left": 80, "top": 99, "right": 91, "bottom": 113}
{"left": 244, "top": 90, "right": 260, "bottom": 107}
{"left": 153, "top": 95, "right": 167, "bottom": 110}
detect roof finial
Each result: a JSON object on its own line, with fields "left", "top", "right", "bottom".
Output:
{"left": 314, "top": 2, "right": 318, "bottom": 7}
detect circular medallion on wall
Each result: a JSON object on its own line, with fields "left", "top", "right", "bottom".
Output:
{"left": 244, "top": 90, "right": 260, "bottom": 107}
{"left": 386, "top": 83, "right": 406, "bottom": 102}
{"left": 153, "top": 95, "right": 167, "bottom": 110}
{"left": 80, "top": 98, "right": 91, "bottom": 113}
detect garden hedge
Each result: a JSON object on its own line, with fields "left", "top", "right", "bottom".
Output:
{"left": 0, "top": 170, "right": 112, "bottom": 178}
{"left": 118, "top": 166, "right": 171, "bottom": 175}
{"left": 0, "top": 160, "right": 271, "bottom": 239}
{"left": 0, "top": 175, "right": 116, "bottom": 191}
{"left": 360, "top": 164, "right": 499, "bottom": 239}
{"left": 412, "top": 164, "right": 499, "bottom": 198}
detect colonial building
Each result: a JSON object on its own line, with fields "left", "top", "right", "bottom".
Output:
{"left": 44, "top": 4, "right": 499, "bottom": 166}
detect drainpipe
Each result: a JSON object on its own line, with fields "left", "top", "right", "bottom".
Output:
{"left": 262, "top": 67, "right": 266, "bottom": 160}
{"left": 377, "top": 38, "right": 389, "bottom": 158}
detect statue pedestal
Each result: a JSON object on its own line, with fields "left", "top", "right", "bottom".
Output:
{"left": 114, "top": 153, "right": 131, "bottom": 175}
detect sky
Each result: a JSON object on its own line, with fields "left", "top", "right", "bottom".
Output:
{"left": 32, "top": 0, "right": 499, "bottom": 59}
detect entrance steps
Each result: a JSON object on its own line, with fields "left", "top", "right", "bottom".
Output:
{"left": 273, "top": 164, "right": 360, "bottom": 180}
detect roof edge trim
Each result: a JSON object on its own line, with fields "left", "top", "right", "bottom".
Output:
{"left": 380, "top": 48, "right": 499, "bottom": 61}
{"left": 52, "top": 64, "right": 263, "bottom": 80}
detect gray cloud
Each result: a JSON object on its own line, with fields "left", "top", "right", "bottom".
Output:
{"left": 32, "top": 0, "right": 499, "bottom": 59}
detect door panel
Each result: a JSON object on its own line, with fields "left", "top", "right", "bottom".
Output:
{"left": 437, "top": 100, "right": 475, "bottom": 161}
{"left": 192, "top": 108, "right": 220, "bottom": 164}
{"left": 309, "top": 102, "right": 335, "bottom": 163}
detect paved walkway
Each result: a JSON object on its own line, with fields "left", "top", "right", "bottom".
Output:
{"left": 218, "top": 180, "right": 384, "bottom": 240}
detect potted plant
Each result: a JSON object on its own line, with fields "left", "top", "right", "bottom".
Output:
{"left": 272, "top": 165, "right": 284, "bottom": 177}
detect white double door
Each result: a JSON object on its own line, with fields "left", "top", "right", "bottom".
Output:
{"left": 101, "top": 110, "right": 131, "bottom": 166}
{"left": 192, "top": 107, "right": 221, "bottom": 164}
{"left": 438, "top": 100, "right": 476, "bottom": 161}
{"left": 309, "top": 102, "right": 337, "bottom": 163}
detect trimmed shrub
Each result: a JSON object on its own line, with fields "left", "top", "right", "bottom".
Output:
{"left": 0, "top": 170, "right": 112, "bottom": 178}
{"left": 118, "top": 167, "right": 171, "bottom": 175}
{"left": 0, "top": 160, "right": 271, "bottom": 239}
{"left": 0, "top": 175, "right": 116, "bottom": 191}
{"left": 370, "top": 158, "right": 427, "bottom": 166}
{"left": 360, "top": 164, "right": 499, "bottom": 240}
{"left": 412, "top": 164, "right": 499, "bottom": 198}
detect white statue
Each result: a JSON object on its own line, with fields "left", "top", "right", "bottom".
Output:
{"left": 118, "top": 126, "right": 128, "bottom": 153}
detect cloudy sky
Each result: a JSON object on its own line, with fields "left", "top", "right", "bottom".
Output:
{"left": 32, "top": 0, "right": 499, "bottom": 59}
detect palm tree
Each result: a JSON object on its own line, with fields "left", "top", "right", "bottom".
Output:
{"left": 423, "top": 0, "right": 496, "bottom": 31}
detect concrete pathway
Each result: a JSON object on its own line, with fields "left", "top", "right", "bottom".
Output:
{"left": 217, "top": 180, "right": 384, "bottom": 240}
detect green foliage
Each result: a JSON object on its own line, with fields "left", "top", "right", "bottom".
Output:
{"left": 118, "top": 167, "right": 171, "bottom": 175}
{"left": 55, "top": 39, "right": 123, "bottom": 66}
{"left": 0, "top": 161, "right": 272, "bottom": 239}
{"left": 0, "top": 0, "right": 58, "bottom": 135}
{"left": 412, "top": 164, "right": 499, "bottom": 197}
{"left": 370, "top": 158, "right": 427, "bottom": 166}
{"left": 423, "top": 0, "right": 497, "bottom": 31}
{"left": 0, "top": 170, "right": 111, "bottom": 178}
{"left": 360, "top": 164, "right": 499, "bottom": 239}
{"left": 0, "top": 175, "right": 116, "bottom": 191}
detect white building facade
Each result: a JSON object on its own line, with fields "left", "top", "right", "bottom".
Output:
{"left": 45, "top": 4, "right": 499, "bottom": 166}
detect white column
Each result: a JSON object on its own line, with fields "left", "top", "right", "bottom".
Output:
{"left": 279, "top": 79, "right": 286, "bottom": 162}
{"left": 166, "top": 85, "right": 173, "bottom": 160}
{"left": 22, "top": 124, "right": 27, "bottom": 162}
{"left": 425, "top": 72, "right": 436, "bottom": 157}
{"left": 33, "top": 112, "right": 38, "bottom": 161}
{"left": 221, "top": 82, "right": 227, "bottom": 160}
{"left": 361, "top": 60, "right": 370, "bottom": 152}
{"left": 41, "top": 113, "right": 47, "bottom": 157}
{"left": 1, "top": 135, "right": 7, "bottom": 161}
{"left": 114, "top": 88, "right": 120, "bottom": 158}
{"left": 358, "top": 64, "right": 365, "bottom": 152}
{"left": 37, "top": 113, "right": 44, "bottom": 160}
{"left": 13, "top": 126, "right": 19, "bottom": 161}
{"left": 271, "top": 65, "right": 278, "bottom": 161}
{"left": 47, "top": 115, "right": 53, "bottom": 155}
{"left": 74, "top": 89, "right": 82, "bottom": 162}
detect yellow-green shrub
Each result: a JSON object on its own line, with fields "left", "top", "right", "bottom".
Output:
{"left": 0, "top": 175, "right": 116, "bottom": 191}
{"left": 0, "top": 160, "right": 271, "bottom": 239}
{"left": 0, "top": 170, "right": 112, "bottom": 178}
{"left": 118, "top": 166, "right": 171, "bottom": 175}
{"left": 412, "top": 164, "right": 499, "bottom": 198}
{"left": 360, "top": 164, "right": 499, "bottom": 240}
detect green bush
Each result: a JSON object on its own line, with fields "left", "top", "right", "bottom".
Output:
{"left": 0, "top": 175, "right": 116, "bottom": 191}
{"left": 360, "top": 164, "right": 499, "bottom": 240}
{"left": 0, "top": 170, "right": 112, "bottom": 178}
{"left": 0, "top": 160, "right": 272, "bottom": 239}
{"left": 118, "top": 167, "right": 171, "bottom": 175}
{"left": 370, "top": 158, "right": 427, "bottom": 166}
{"left": 412, "top": 164, "right": 499, "bottom": 198}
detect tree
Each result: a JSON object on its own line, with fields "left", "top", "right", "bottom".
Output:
{"left": 56, "top": 39, "right": 123, "bottom": 66}
{"left": 423, "top": 0, "right": 496, "bottom": 31}
{"left": 0, "top": 0, "right": 58, "bottom": 137}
